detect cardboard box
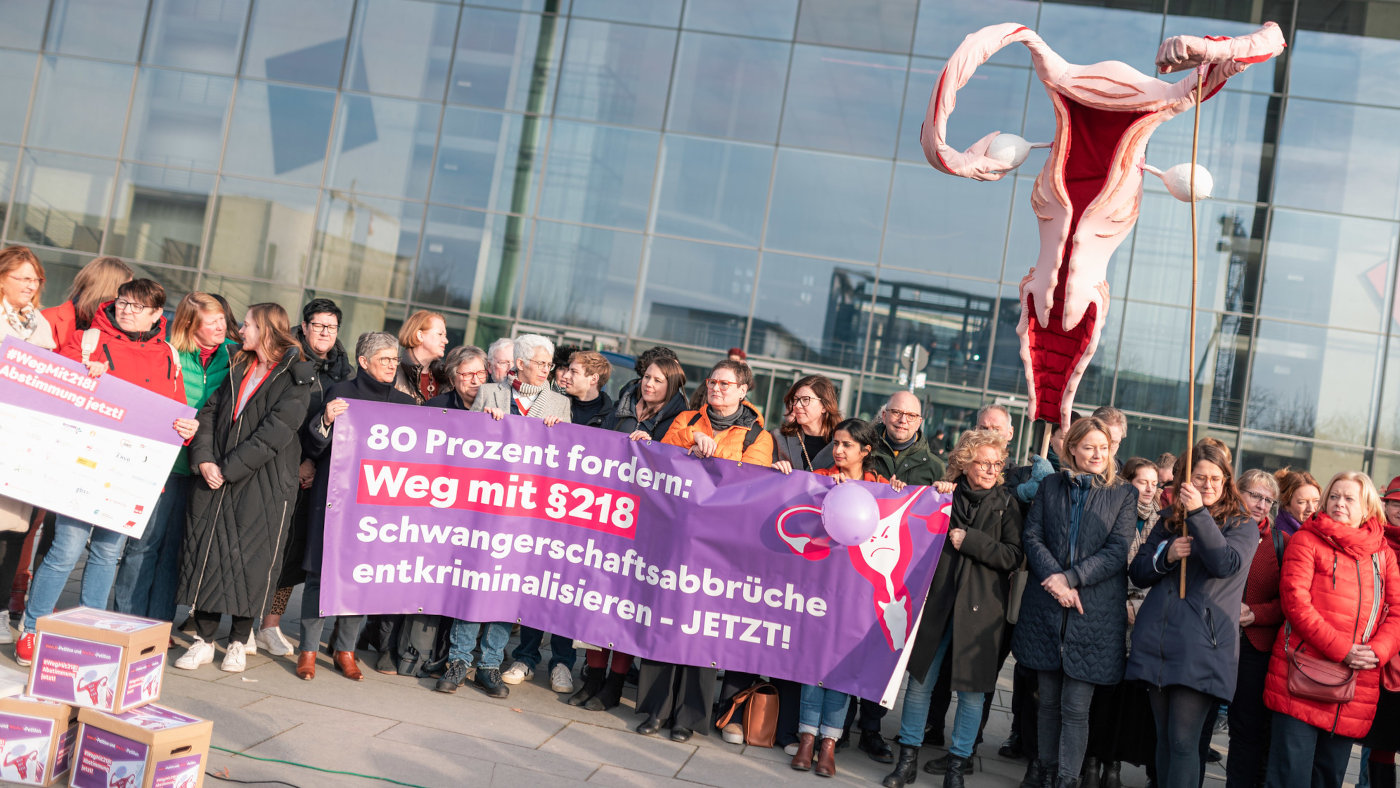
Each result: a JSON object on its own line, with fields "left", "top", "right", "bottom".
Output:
{"left": 28, "top": 607, "right": 170, "bottom": 714}
{"left": 72, "top": 705, "right": 212, "bottom": 788}
{"left": 0, "top": 695, "right": 79, "bottom": 786}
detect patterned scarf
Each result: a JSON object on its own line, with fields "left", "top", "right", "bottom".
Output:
{"left": 511, "top": 378, "right": 543, "bottom": 414}
{"left": 1, "top": 300, "right": 39, "bottom": 340}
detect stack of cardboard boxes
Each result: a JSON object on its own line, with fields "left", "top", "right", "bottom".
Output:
{"left": 1, "top": 606, "right": 213, "bottom": 787}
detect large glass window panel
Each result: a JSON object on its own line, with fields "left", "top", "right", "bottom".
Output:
{"left": 537, "top": 121, "right": 658, "bottom": 231}
{"left": 108, "top": 165, "right": 213, "bottom": 268}
{"left": 913, "top": 0, "right": 1037, "bottom": 65}
{"left": 884, "top": 163, "right": 1012, "bottom": 281}
{"left": 0, "top": 145, "right": 21, "bottom": 235}
{"left": 781, "top": 45, "right": 906, "bottom": 158}
{"left": 467, "top": 0, "right": 570, "bottom": 12}
{"left": 1239, "top": 433, "right": 1365, "bottom": 488}
{"left": 571, "top": 0, "right": 679, "bottom": 26}
{"left": 143, "top": 0, "right": 250, "bottom": 75}
{"left": 654, "top": 135, "right": 770, "bottom": 247}
{"left": 765, "top": 149, "right": 890, "bottom": 262}
{"left": 413, "top": 206, "right": 518, "bottom": 316}
{"left": 309, "top": 192, "right": 421, "bottom": 301}
{"left": 1260, "top": 210, "right": 1397, "bottom": 333}
{"left": 222, "top": 80, "right": 336, "bottom": 185}
{"left": 1246, "top": 321, "right": 1380, "bottom": 445}
{"left": 0, "top": 0, "right": 50, "bottom": 50}
{"left": 1034, "top": 2, "right": 1164, "bottom": 75}
{"left": 863, "top": 268, "right": 997, "bottom": 388}
{"left": 753, "top": 253, "right": 874, "bottom": 367}
{"left": 195, "top": 275, "right": 303, "bottom": 317}
{"left": 1113, "top": 305, "right": 1252, "bottom": 426}
{"left": 47, "top": 0, "right": 148, "bottom": 62}
{"left": 123, "top": 69, "right": 234, "bottom": 172}
{"left": 1290, "top": 29, "right": 1400, "bottom": 109}
{"left": 242, "top": 0, "right": 352, "bottom": 88}
{"left": 683, "top": 0, "right": 797, "bottom": 40}
{"left": 987, "top": 282, "right": 1120, "bottom": 409}
{"left": 1143, "top": 91, "right": 1275, "bottom": 206}
{"left": 8, "top": 150, "right": 112, "bottom": 253}
{"left": 431, "top": 108, "right": 543, "bottom": 214}
{"left": 522, "top": 220, "right": 641, "bottom": 333}
{"left": 899, "top": 59, "right": 1027, "bottom": 163}
{"left": 666, "top": 32, "right": 788, "bottom": 144}
{"left": 636, "top": 236, "right": 753, "bottom": 349}
{"left": 1375, "top": 335, "right": 1400, "bottom": 448}
{"left": 344, "top": 0, "right": 456, "bottom": 101}
{"left": 1274, "top": 99, "right": 1400, "bottom": 221}
{"left": 1162, "top": 11, "right": 1281, "bottom": 96}
{"left": 1128, "top": 197, "right": 1264, "bottom": 315}
{"left": 30, "top": 248, "right": 96, "bottom": 311}
{"left": 0, "top": 51, "right": 38, "bottom": 145}
{"left": 796, "top": 0, "right": 917, "bottom": 54}
{"left": 326, "top": 94, "right": 437, "bottom": 201}
{"left": 554, "top": 19, "right": 676, "bottom": 128}
{"left": 205, "top": 176, "right": 319, "bottom": 285}
{"left": 448, "top": 7, "right": 564, "bottom": 113}
{"left": 1118, "top": 418, "right": 1239, "bottom": 472}
{"left": 27, "top": 57, "right": 134, "bottom": 159}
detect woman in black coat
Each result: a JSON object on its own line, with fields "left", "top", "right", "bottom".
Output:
{"left": 882, "top": 429, "right": 1023, "bottom": 788}
{"left": 1127, "top": 440, "right": 1256, "bottom": 788}
{"left": 601, "top": 355, "right": 688, "bottom": 440}
{"left": 295, "top": 331, "right": 417, "bottom": 681}
{"left": 1012, "top": 416, "right": 1136, "bottom": 788}
{"left": 176, "top": 303, "right": 314, "bottom": 674}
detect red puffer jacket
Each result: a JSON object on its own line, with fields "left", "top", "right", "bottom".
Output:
{"left": 1264, "top": 513, "right": 1400, "bottom": 737}
{"left": 58, "top": 301, "right": 183, "bottom": 402}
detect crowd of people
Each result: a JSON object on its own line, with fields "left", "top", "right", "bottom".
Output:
{"left": 1, "top": 245, "right": 1398, "bottom": 786}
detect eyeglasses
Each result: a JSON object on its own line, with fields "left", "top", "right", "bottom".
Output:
{"left": 972, "top": 460, "right": 1005, "bottom": 473}
{"left": 114, "top": 298, "right": 153, "bottom": 313}
{"left": 1156, "top": 481, "right": 1172, "bottom": 490}
{"left": 706, "top": 378, "right": 740, "bottom": 391}
{"left": 791, "top": 395, "right": 819, "bottom": 407}
{"left": 6, "top": 274, "right": 39, "bottom": 286}
{"left": 369, "top": 356, "right": 400, "bottom": 367}
{"left": 307, "top": 321, "right": 339, "bottom": 334}
{"left": 1191, "top": 474, "right": 1225, "bottom": 489}
{"left": 456, "top": 369, "right": 488, "bottom": 382}
{"left": 1243, "top": 489, "right": 1276, "bottom": 507}
{"left": 886, "top": 408, "right": 922, "bottom": 423}
{"left": 520, "top": 358, "right": 555, "bottom": 372}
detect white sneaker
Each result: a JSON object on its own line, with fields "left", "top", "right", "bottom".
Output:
{"left": 244, "top": 630, "right": 256, "bottom": 655}
{"left": 722, "top": 722, "right": 744, "bottom": 744}
{"left": 550, "top": 663, "right": 574, "bottom": 693}
{"left": 220, "top": 641, "right": 247, "bottom": 673}
{"left": 254, "top": 626, "right": 294, "bottom": 656}
{"left": 784, "top": 742, "right": 800, "bottom": 756}
{"left": 174, "top": 639, "right": 215, "bottom": 670}
{"left": 501, "top": 661, "right": 532, "bottom": 685}
{"left": 0, "top": 621, "right": 14, "bottom": 645}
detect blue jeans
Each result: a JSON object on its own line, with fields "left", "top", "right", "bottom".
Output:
{"left": 1038, "top": 670, "right": 1096, "bottom": 781}
{"left": 447, "top": 619, "right": 511, "bottom": 668}
{"left": 897, "top": 628, "right": 986, "bottom": 756}
{"left": 799, "top": 684, "right": 851, "bottom": 739}
{"left": 1263, "top": 712, "right": 1353, "bottom": 788}
{"left": 298, "top": 572, "right": 365, "bottom": 653}
{"left": 512, "top": 626, "right": 576, "bottom": 671}
{"left": 112, "top": 474, "right": 189, "bottom": 621}
{"left": 23, "top": 515, "right": 126, "bottom": 631}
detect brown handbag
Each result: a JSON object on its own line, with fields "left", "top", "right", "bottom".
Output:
{"left": 716, "top": 682, "right": 780, "bottom": 747}
{"left": 1285, "top": 627, "right": 1356, "bottom": 704}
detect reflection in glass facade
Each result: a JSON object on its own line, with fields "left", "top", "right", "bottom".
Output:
{"left": 8, "top": 0, "right": 1400, "bottom": 480}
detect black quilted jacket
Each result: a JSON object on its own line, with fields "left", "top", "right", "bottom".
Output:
{"left": 1011, "top": 472, "right": 1136, "bottom": 685}
{"left": 180, "top": 347, "right": 315, "bottom": 618}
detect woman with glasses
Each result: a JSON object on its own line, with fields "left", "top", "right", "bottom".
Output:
{"left": 1126, "top": 440, "right": 1256, "bottom": 788}
{"left": 771, "top": 375, "right": 839, "bottom": 475}
{"left": 881, "top": 429, "right": 1022, "bottom": 788}
{"left": 1225, "top": 470, "right": 1286, "bottom": 788}
{"left": 636, "top": 359, "right": 774, "bottom": 743}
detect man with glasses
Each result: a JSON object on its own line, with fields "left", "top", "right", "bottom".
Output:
{"left": 486, "top": 338, "right": 515, "bottom": 384}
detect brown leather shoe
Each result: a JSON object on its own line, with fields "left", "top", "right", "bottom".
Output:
{"left": 791, "top": 732, "right": 815, "bottom": 771}
{"left": 815, "top": 736, "right": 836, "bottom": 778}
{"left": 334, "top": 651, "right": 363, "bottom": 681}
{"left": 296, "top": 651, "right": 316, "bottom": 681}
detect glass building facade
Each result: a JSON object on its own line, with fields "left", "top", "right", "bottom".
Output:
{"left": 6, "top": 0, "right": 1400, "bottom": 478}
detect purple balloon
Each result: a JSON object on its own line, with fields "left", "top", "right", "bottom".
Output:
{"left": 822, "top": 482, "right": 880, "bottom": 546}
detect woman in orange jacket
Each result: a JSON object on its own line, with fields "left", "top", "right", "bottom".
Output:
{"left": 1262, "top": 471, "right": 1400, "bottom": 788}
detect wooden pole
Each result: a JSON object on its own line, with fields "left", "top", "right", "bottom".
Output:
{"left": 1181, "top": 67, "right": 1204, "bottom": 599}
{"left": 1039, "top": 420, "right": 1053, "bottom": 461}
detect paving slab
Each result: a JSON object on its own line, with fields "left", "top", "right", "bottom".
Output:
{"left": 587, "top": 764, "right": 711, "bottom": 787}
{"left": 245, "top": 721, "right": 497, "bottom": 788}
{"left": 378, "top": 720, "right": 604, "bottom": 779}
{"left": 540, "top": 720, "right": 698, "bottom": 777}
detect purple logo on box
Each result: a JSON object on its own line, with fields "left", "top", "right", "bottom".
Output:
{"left": 31, "top": 634, "right": 121, "bottom": 709}
{"left": 0, "top": 712, "right": 54, "bottom": 785}
{"left": 71, "top": 725, "right": 146, "bottom": 788}
{"left": 122, "top": 654, "right": 164, "bottom": 707}
{"left": 153, "top": 754, "right": 202, "bottom": 788}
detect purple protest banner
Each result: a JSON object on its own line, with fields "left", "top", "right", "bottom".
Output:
{"left": 0, "top": 337, "right": 193, "bottom": 538}
{"left": 321, "top": 402, "right": 951, "bottom": 703}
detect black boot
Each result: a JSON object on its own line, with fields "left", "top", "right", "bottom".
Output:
{"left": 568, "top": 667, "right": 604, "bottom": 707}
{"left": 1056, "top": 776, "right": 1080, "bottom": 788}
{"left": 1101, "top": 761, "right": 1122, "bottom": 788}
{"left": 925, "top": 752, "right": 975, "bottom": 775}
{"left": 1081, "top": 757, "right": 1100, "bottom": 788}
{"left": 1032, "top": 762, "right": 1057, "bottom": 788}
{"left": 1020, "top": 760, "right": 1047, "bottom": 788}
{"left": 859, "top": 730, "right": 895, "bottom": 764}
{"left": 999, "top": 731, "right": 1025, "bottom": 760}
{"left": 881, "top": 745, "right": 920, "bottom": 788}
{"left": 584, "top": 671, "right": 627, "bottom": 711}
{"left": 944, "top": 756, "right": 970, "bottom": 788}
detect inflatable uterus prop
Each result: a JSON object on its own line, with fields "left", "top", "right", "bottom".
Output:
{"left": 922, "top": 23, "right": 1285, "bottom": 425}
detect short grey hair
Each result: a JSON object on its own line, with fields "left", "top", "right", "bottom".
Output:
{"left": 977, "top": 404, "right": 1011, "bottom": 424}
{"left": 355, "top": 331, "right": 398, "bottom": 364}
{"left": 487, "top": 337, "right": 514, "bottom": 361}
{"left": 443, "top": 344, "right": 487, "bottom": 376}
{"left": 514, "top": 333, "right": 554, "bottom": 362}
{"left": 1239, "top": 468, "right": 1280, "bottom": 499}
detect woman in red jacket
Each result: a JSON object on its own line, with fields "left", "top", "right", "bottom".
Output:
{"left": 1262, "top": 471, "right": 1400, "bottom": 788}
